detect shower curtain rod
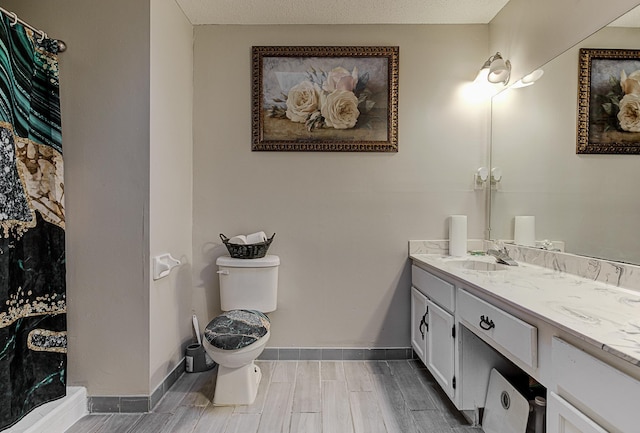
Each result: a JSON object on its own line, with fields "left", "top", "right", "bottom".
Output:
{"left": 0, "top": 7, "right": 66, "bottom": 52}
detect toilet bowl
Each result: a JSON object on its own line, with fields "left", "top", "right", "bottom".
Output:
{"left": 203, "top": 255, "right": 279, "bottom": 406}
{"left": 204, "top": 328, "right": 270, "bottom": 406}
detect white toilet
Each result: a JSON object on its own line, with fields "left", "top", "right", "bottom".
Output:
{"left": 203, "top": 255, "right": 279, "bottom": 406}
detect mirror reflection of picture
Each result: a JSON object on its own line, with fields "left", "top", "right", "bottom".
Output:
{"left": 578, "top": 47, "right": 640, "bottom": 154}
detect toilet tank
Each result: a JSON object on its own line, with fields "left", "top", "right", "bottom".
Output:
{"left": 216, "top": 255, "right": 279, "bottom": 313}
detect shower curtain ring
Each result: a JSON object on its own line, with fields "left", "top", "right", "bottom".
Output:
{"left": 37, "top": 31, "right": 47, "bottom": 43}
{"left": 9, "top": 12, "right": 18, "bottom": 27}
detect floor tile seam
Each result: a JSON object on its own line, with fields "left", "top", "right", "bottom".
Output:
{"left": 289, "top": 409, "right": 322, "bottom": 414}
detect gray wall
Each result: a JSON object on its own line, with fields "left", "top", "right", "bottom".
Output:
{"left": 191, "top": 24, "right": 489, "bottom": 348}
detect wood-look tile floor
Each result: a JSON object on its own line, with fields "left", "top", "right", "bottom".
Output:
{"left": 65, "top": 360, "right": 482, "bottom": 433}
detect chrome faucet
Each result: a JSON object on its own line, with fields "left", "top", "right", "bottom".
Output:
{"left": 487, "top": 243, "right": 518, "bottom": 266}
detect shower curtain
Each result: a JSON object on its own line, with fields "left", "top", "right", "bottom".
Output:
{"left": 0, "top": 15, "right": 66, "bottom": 431}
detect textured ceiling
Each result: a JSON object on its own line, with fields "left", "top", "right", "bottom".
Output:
{"left": 175, "top": 0, "right": 511, "bottom": 25}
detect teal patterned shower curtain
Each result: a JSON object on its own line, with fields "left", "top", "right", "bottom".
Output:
{"left": 0, "top": 15, "right": 66, "bottom": 431}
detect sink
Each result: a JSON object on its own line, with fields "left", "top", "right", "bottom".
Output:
{"left": 447, "top": 260, "right": 508, "bottom": 272}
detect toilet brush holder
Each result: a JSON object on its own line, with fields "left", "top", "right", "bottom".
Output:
{"left": 185, "top": 343, "right": 216, "bottom": 373}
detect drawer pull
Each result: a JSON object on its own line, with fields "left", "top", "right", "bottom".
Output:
{"left": 479, "top": 315, "right": 495, "bottom": 330}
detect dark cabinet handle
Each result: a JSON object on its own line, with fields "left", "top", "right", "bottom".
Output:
{"left": 479, "top": 315, "right": 495, "bottom": 330}
{"left": 419, "top": 309, "right": 429, "bottom": 339}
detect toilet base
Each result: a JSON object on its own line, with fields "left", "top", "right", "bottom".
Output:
{"left": 213, "top": 362, "right": 262, "bottom": 406}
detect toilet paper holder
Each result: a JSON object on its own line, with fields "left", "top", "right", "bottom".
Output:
{"left": 153, "top": 253, "right": 181, "bottom": 280}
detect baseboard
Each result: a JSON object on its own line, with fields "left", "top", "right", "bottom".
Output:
{"left": 258, "top": 347, "right": 416, "bottom": 361}
{"left": 88, "top": 358, "right": 185, "bottom": 413}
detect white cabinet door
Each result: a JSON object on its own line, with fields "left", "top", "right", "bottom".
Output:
{"left": 411, "top": 287, "right": 428, "bottom": 363}
{"left": 547, "top": 393, "right": 608, "bottom": 433}
{"left": 425, "top": 298, "right": 455, "bottom": 399}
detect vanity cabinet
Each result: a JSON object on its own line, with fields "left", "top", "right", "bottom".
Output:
{"left": 411, "top": 265, "right": 456, "bottom": 399}
{"left": 410, "top": 252, "right": 640, "bottom": 433}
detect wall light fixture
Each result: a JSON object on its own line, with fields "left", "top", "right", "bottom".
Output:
{"left": 476, "top": 52, "right": 511, "bottom": 86}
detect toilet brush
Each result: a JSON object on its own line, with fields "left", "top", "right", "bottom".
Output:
{"left": 193, "top": 314, "right": 202, "bottom": 345}
{"left": 186, "top": 314, "right": 216, "bottom": 372}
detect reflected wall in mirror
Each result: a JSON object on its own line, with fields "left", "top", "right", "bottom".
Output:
{"left": 490, "top": 6, "right": 640, "bottom": 265}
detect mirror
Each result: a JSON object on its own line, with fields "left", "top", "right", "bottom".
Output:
{"left": 490, "top": 5, "right": 640, "bottom": 265}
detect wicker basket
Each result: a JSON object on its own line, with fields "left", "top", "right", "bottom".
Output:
{"left": 220, "top": 233, "right": 275, "bottom": 259}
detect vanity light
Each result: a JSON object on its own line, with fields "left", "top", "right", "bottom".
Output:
{"left": 476, "top": 52, "right": 511, "bottom": 86}
{"left": 512, "top": 69, "right": 544, "bottom": 88}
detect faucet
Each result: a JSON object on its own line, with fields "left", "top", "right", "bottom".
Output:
{"left": 487, "top": 242, "right": 518, "bottom": 266}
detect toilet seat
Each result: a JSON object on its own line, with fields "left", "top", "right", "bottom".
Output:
{"left": 204, "top": 309, "right": 270, "bottom": 351}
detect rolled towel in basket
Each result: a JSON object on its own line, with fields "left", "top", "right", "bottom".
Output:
{"left": 246, "top": 231, "right": 267, "bottom": 244}
{"left": 228, "top": 235, "right": 247, "bottom": 245}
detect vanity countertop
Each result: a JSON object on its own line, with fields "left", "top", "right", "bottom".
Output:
{"left": 410, "top": 253, "right": 640, "bottom": 367}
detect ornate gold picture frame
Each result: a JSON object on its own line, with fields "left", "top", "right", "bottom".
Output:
{"left": 251, "top": 46, "right": 399, "bottom": 152}
{"left": 577, "top": 48, "right": 640, "bottom": 154}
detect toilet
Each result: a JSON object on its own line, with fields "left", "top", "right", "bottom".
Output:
{"left": 203, "top": 255, "right": 279, "bottom": 406}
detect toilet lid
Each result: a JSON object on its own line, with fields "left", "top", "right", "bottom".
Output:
{"left": 204, "top": 309, "right": 270, "bottom": 350}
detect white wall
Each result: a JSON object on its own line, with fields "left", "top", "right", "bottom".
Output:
{"left": 489, "top": 0, "right": 640, "bottom": 83}
{"left": 192, "top": 24, "right": 490, "bottom": 348}
{"left": 149, "top": 0, "right": 194, "bottom": 391}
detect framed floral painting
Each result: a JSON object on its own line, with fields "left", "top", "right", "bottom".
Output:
{"left": 577, "top": 48, "right": 640, "bottom": 154}
{"left": 251, "top": 46, "right": 399, "bottom": 152}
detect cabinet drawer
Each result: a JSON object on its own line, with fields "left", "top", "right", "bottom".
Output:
{"left": 552, "top": 337, "right": 640, "bottom": 433}
{"left": 457, "top": 289, "right": 537, "bottom": 368}
{"left": 411, "top": 265, "right": 455, "bottom": 312}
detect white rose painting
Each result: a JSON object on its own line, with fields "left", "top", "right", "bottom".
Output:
{"left": 252, "top": 46, "right": 398, "bottom": 152}
{"left": 579, "top": 48, "right": 640, "bottom": 154}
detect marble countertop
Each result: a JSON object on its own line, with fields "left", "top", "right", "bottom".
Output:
{"left": 410, "top": 253, "right": 640, "bottom": 367}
